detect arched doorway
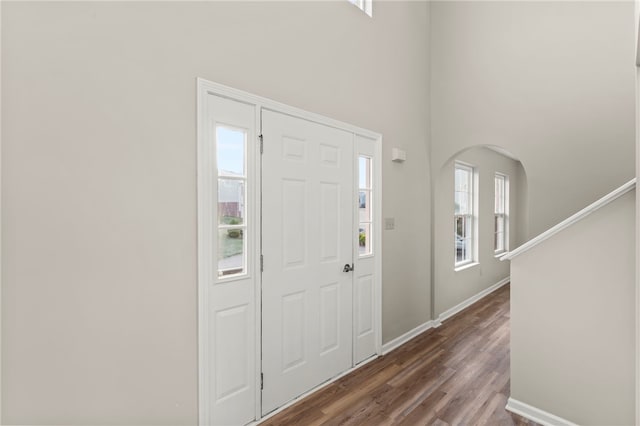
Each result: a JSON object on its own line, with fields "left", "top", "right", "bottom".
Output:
{"left": 431, "top": 145, "right": 528, "bottom": 319}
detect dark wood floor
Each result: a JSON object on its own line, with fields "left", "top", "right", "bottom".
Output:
{"left": 261, "top": 284, "right": 539, "bottom": 426}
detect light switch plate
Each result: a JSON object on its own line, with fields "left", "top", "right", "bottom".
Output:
{"left": 384, "top": 217, "right": 395, "bottom": 230}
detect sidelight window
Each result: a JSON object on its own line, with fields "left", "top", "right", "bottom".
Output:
{"left": 216, "top": 125, "right": 247, "bottom": 277}
{"left": 359, "top": 156, "right": 373, "bottom": 256}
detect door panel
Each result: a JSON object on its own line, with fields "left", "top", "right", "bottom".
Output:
{"left": 201, "top": 93, "right": 257, "bottom": 426}
{"left": 320, "top": 182, "right": 340, "bottom": 260}
{"left": 261, "top": 110, "right": 354, "bottom": 415}
{"left": 214, "top": 304, "right": 250, "bottom": 400}
{"left": 282, "top": 179, "right": 306, "bottom": 267}
{"left": 356, "top": 275, "right": 374, "bottom": 338}
{"left": 319, "top": 283, "right": 340, "bottom": 353}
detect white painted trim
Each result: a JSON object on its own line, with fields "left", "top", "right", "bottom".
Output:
{"left": 382, "top": 320, "right": 439, "bottom": 355}
{"left": 382, "top": 277, "right": 510, "bottom": 356}
{"left": 438, "top": 277, "right": 510, "bottom": 323}
{"left": 454, "top": 261, "right": 479, "bottom": 273}
{"left": 253, "top": 103, "right": 263, "bottom": 423}
{"left": 502, "top": 179, "right": 636, "bottom": 260}
{"left": 197, "top": 79, "right": 381, "bottom": 141}
{"left": 252, "top": 354, "right": 379, "bottom": 425}
{"left": 374, "top": 135, "right": 383, "bottom": 357}
{"left": 505, "top": 398, "right": 578, "bottom": 426}
{"left": 196, "top": 80, "right": 211, "bottom": 426}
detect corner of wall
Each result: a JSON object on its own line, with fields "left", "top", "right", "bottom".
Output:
{"left": 426, "top": 0, "right": 437, "bottom": 323}
{"left": 635, "top": 2, "right": 640, "bottom": 424}
{"left": 1, "top": 0, "right": 4, "bottom": 421}
{"left": 635, "top": 3, "right": 640, "bottom": 425}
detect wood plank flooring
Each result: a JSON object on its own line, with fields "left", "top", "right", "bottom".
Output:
{"left": 261, "top": 284, "right": 539, "bottom": 426}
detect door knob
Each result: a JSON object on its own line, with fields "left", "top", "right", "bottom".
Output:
{"left": 343, "top": 263, "right": 354, "bottom": 273}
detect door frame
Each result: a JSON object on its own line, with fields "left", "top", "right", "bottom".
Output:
{"left": 197, "top": 78, "right": 382, "bottom": 425}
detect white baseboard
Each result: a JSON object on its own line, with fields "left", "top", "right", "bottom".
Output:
{"left": 381, "top": 276, "right": 510, "bottom": 355}
{"left": 506, "top": 397, "right": 578, "bottom": 426}
{"left": 437, "top": 276, "right": 510, "bottom": 323}
{"left": 381, "top": 319, "right": 439, "bottom": 355}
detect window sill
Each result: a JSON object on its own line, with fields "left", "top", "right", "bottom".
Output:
{"left": 494, "top": 251, "right": 507, "bottom": 259}
{"left": 454, "top": 262, "right": 479, "bottom": 272}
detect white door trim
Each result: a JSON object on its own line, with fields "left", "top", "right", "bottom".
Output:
{"left": 197, "top": 78, "right": 382, "bottom": 425}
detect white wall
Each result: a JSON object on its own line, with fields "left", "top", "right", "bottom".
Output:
{"left": 1, "top": 2, "right": 431, "bottom": 424}
{"left": 510, "top": 190, "right": 635, "bottom": 425}
{"left": 430, "top": 1, "right": 636, "bottom": 238}
{"left": 434, "top": 147, "right": 525, "bottom": 316}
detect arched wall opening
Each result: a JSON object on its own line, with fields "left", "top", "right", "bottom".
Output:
{"left": 432, "top": 145, "right": 528, "bottom": 318}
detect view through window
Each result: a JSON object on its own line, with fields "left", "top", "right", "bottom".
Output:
{"left": 216, "top": 125, "right": 248, "bottom": 277}
{"left": 455, "top": 163, "right": 474, "bottom": 266}
{"left": 359, "top": 156, "right": 373, "bottom": 256}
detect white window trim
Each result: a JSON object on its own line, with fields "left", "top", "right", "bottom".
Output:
{"left": 454, "top": 262, "right": 480, "bottom": 273}
{"left": 494, "top": 172, "right": 509, "bottom": 256}
{"left": 216, "top": 125, "right": 249, "bottom": 281}
{"left": 454, "top": 162, "right": 477, "bottom": 269}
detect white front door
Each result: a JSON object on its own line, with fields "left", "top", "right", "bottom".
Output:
{"left": 261, "top": 110, "right": 354, "bottom": 415}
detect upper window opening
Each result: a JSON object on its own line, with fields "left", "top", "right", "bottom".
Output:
{"left": 349, "top": 0, "right": 372, "bottom": 17}
{"left": 455, "top": 163, "right": 475, "bottom": 267}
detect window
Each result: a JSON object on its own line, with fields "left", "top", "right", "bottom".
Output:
{"left": 216, "top": 125, "right": 247, "bottom": 277}
{"left": 455, "top": 163, "right": 474, "bottom": 266}
{"left": 359, "top": 156, "right": 373, "bottom": 256}
{"left": 349, "top": 0, "right": 372, "bottom": 17}
{"left": 494, "top": 173, "right": 509, "bottom": 254}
